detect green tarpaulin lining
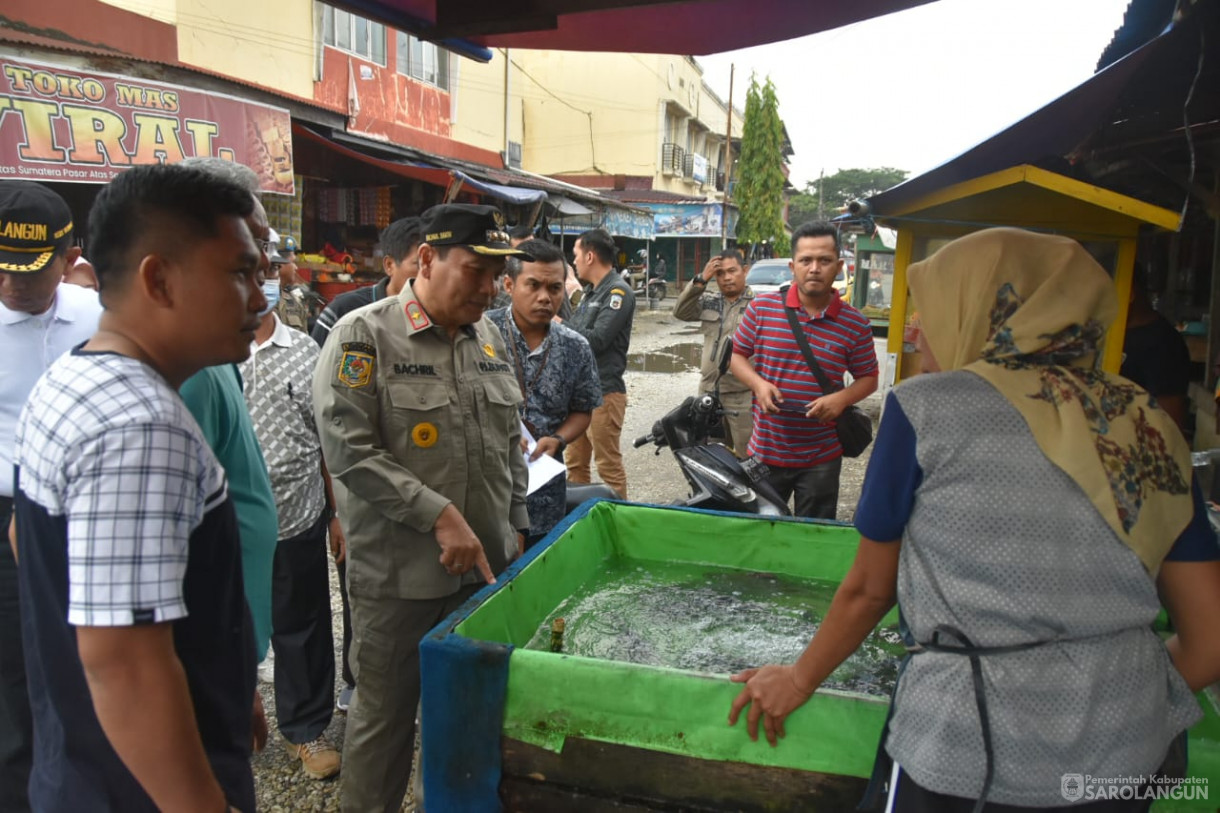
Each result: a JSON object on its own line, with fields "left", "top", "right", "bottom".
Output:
{"left": 452, "top": 502, "right": 1220, "bottom": 806}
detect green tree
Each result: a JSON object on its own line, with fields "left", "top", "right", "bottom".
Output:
{"left": 734, "top": 75, "right": 788, "bottom": 258}
{"left": 785, "top": 191, "right": 820, "bottom": 227}
{"left": 812, "top": 167, "right": 909, "bottom": 215}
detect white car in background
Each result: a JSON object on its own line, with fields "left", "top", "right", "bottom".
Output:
{"left": 744, "top": 259, "right": 792, "bottom": 295}
{"left": 745, "top": 258, "right": 850, "bottom": 296}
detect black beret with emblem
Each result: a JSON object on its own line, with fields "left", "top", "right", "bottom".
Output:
{"left": 0, "top": 180, "right": 73, "bottom": 274}
{"left": 420, "top": 204, "right": 533, "bottom": 258}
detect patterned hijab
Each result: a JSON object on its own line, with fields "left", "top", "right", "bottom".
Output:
{"left": 908, "top": 228, "right": 1192, "bottom": 572}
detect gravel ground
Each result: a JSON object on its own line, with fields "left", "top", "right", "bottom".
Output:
{"left": 252, "top": 306, "right": 884, "bottom": 810}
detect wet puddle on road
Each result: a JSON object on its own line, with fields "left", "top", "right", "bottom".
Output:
{"left": 626, "top": 343, "right": 702, "bottom": 374}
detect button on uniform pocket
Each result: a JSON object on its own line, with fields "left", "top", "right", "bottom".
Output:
{"left": 387, "top": 381, "right": 451, "bottom": 473}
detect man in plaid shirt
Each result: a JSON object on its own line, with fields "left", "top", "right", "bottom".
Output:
{"left": 12, "top": 164, "right": 265, "bottom": 811}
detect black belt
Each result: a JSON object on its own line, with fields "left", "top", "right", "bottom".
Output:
{"left": 859, "top": 622, "right": 1046, "bottom": 813}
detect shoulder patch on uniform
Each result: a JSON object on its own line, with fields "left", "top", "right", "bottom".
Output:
{"left": 609, "top": 293, "right": 624, "bottom": 310}
{"left": 405, "top": 300, "right": 430, "bottom": 330}
{"left": 338, "top": 342, "right": 375, "bottom": 388}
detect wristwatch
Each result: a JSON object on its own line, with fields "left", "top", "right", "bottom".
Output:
{"left": 549, "top": 433, "right": 567, "bottom": 454}
{"left": 692, "top": 277, "right": 707, "bottom": 287}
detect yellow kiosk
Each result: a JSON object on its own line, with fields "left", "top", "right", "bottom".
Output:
{"left": 873, "top": 164, "right": 1182, "bottom": 387}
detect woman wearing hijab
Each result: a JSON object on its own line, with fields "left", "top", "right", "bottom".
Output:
{"left": 727, "top": 228, "right": 1220, "bottom": 811}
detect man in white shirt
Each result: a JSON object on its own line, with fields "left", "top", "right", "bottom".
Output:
{"left": 0, "top": 180, "right": 101, "bottom": 811}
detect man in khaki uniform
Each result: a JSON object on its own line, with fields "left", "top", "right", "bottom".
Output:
{"left": 312, "top": 204, "right": 530, "bottom": 813}
{"left": 672, "top": 248, "right": 755, "bottom": 454}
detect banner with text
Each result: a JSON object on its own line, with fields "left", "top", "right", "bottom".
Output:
{"left": 646, "top": 202, "right": 737, "bottom": 239}
{"left": 0, "top": 58, "right": 294, "bottom": 194}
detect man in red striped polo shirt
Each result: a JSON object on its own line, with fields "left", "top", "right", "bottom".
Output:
{"left": 731, "top": 222, "right": 878, "bottom": 519}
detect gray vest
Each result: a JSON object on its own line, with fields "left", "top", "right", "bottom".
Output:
{"left": 885, "top": 371, "right": 1199, "bottom": 806}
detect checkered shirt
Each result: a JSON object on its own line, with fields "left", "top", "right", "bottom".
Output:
{"left": 238, "top": 316, "right": 326, "bottom": 539}
{"left": 14, "top": 350, "right": 224, "bottom": 627}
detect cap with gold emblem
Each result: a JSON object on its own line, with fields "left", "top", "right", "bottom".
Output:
{"left": 0, "top": 181, "right": 74, "bottom": 274}
{"left": 420, "top": 204, "right": 532, "bottom": 258}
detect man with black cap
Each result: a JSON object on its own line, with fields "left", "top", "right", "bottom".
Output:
{"left": 313, "top": 203, "right": 530, "bottom": 812}
{"left": 0, "top": 180, "right": 101, "bottom": 811}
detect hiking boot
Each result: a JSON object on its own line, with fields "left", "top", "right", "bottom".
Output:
{"left": 336, "top": 683, "right": 354, "bottom": 713}
{"left": 285, "top": 735, "right": 341, "bottom": 779}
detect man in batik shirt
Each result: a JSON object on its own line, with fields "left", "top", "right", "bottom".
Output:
{"left": 488, "top": 239, "right": 601, "bottom": 545}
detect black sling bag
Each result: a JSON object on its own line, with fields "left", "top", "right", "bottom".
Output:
{"left": 783, "top": 305, "right": 873, "bottom": 458}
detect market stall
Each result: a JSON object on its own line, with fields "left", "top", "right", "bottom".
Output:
{"left": 872, "top": 164, "right": 1181, "bottom": 389}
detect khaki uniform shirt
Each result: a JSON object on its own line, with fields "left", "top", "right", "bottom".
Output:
{"left": 276, "top": 285, "right": 311, "bottom": 333}
{"left": 672, "top": 281, "right": 755, "bottom": 394}
{"left": 312, "top": 281, "right": 529, "bottom": 600}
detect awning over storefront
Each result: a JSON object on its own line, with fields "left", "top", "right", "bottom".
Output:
{"left": 294, "top": 124, "right": 453, "bottom": 188}
{"left": 450, "top": 171, "right": 546, "bottom": 205}
{"left": 547, "top": 194, "right": 592, "bottom": 217}
{"left": 326, "top": 0, "right": 934, "bottom": 57}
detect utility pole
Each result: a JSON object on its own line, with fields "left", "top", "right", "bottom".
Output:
{"left": 817, "top": 167, "right": 825, "bottom": 220}
{"left": 720, "top": 63, "right": 735, "bottom": 246}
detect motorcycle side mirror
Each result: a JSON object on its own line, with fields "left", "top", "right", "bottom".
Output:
{"left": 718, "top": 341, "right": 733, "bottom": 376}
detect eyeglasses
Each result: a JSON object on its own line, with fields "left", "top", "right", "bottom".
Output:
{"left": 255, "top": 239, "right": 273, "bottom": 256}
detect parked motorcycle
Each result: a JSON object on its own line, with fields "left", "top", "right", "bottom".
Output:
{"left": 633, "top": 391, "right": 789, "bottom": 516}
{"left": 629, "top": 270, "right": 668, "bottom": 301}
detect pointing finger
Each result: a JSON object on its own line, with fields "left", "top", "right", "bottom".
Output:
{"left": 474, "top": 547, "right": 497, "bottom": 585}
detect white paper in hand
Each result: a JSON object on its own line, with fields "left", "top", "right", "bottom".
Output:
{"left": 521, "top": 422, "right": 566, "bottom": 496}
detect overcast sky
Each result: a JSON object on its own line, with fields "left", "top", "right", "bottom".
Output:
{"left": 697, "top": 0, "right": 1132, "bottom": 190}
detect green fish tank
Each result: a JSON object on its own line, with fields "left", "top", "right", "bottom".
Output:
{"left": 419, "top": 501, "right": 1220, "bottom": 812}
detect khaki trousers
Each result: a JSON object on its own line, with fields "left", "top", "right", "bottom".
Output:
{"left": 340, "top": 585, "right": 478, "bottom": 813}
{"left": 715, "top": 389, "right": 754, "bottom": 458}
{"left": 565, "top": 391, "right": 628, "bottom": 499}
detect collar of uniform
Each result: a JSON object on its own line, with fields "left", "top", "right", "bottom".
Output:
{"left": 398, "top": 279, "right": 477, "bottom": 338}
{"left": 784, "top": 284, "right": 842, "bottom": 319}
{"left": 594, "top": 270, "right": 629, "bottom": 298}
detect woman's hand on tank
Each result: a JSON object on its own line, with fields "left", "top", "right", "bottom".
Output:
{"left": 727, "top": 664, "right": 815, "bottom": 746}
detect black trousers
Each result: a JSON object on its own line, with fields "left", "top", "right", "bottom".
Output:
{"left": 764, "top": 458, "right": 842, "bottom": 520}
{"left": 892, "top": 767, "right": 1153, "bottom": 812}
{"left": 336, "top": 560, "right": 354, "bottom": 688}
{"left": 272, "top": 510, "right": 336, "bottom": 745}
{"left": 0, "top": 497, "right": 30, "bottom": 813}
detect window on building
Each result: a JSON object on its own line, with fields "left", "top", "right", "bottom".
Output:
{"left": 396, "top": 33, "right": 450, "bottom": 91}
{"left": 321, "top": 4, "right": 386, "bottom": 65}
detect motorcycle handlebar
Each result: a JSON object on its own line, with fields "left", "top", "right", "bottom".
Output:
{"left": 632, "top": 434, "right": 653, "bottom": 448}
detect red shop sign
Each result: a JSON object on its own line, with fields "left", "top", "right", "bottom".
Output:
{"left": 0, "top": 58, "right": 295, "bottom": 194}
